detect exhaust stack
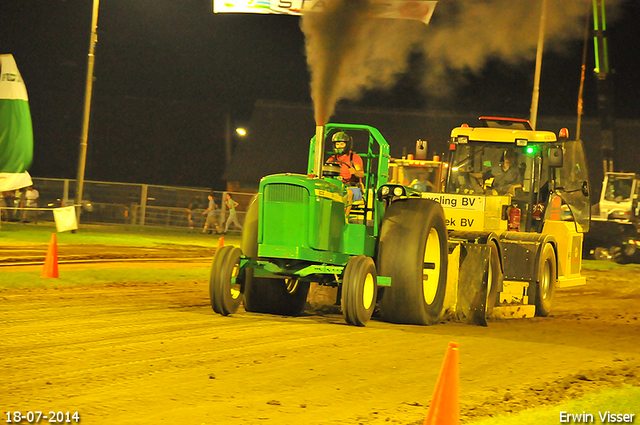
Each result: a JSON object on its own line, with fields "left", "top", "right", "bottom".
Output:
{"left": 313, "top": 125, "right": 325, "bottom": 178}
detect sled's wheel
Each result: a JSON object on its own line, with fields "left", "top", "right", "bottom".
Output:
{"left": 611, "top": 243, "right": 638, "bottom": 264}
{"left": 342, "top": 255, "right": 377, "bottom": 326}
{"left": 486, "top": 241, "right": 503, "bottom": 317}
{"left": 535, "top": 243, "right": 557, "bottom": 317}
{"left": 209, "top": 245, "right": 243, "bottom": 316}
{"left": 377, "top": 199, "right": 448, "bottom": 325}
{"left": 593, "top": 247, "right": 610, "bottom": 261}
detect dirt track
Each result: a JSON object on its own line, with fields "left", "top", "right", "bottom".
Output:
{"left": 2, "top": 256, "right": 640, "bottom": 424}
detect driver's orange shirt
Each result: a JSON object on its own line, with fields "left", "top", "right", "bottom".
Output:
{"left": 328, "top": 152, "right": 363, "bottom": 183}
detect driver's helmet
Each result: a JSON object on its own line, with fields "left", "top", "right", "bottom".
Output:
{"left": 332, "top": 131, "right": 353, "bottom": 154}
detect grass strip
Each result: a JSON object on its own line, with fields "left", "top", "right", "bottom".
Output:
{"left": 465, "top": 385, "right": 640, "bottom": 425}
{"left": 0, "top": 267, "right": 210, "bottom": 290}
{"left": 0, "top": 222, "right": 222, "bottom": 247}
{"left": 581, "top": 259, "right": 640, "bottom": 271}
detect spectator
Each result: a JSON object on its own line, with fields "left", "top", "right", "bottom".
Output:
{"left": 2, "top": 191, "right": 17, "bottom": 221}
{"left": 17, "top": 188, "right": 26, "bottom": 221}
{"left": 202, "top": 194, "right": 221, "bottom": 234}
{"left": 0, "top": 192, "right": 6, "bottom": 222}
{"left": 223, "top": 193, "right": 243, "bottom": 233}
{"left": 187, "top": 195, "right": 202, "bottom": 231}
{"left": 21, "top": 186, "right": 39, "bottom": 224}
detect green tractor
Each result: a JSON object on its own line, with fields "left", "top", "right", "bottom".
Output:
{"left": 209, "top": 123, "right": 450, "bottom": 326}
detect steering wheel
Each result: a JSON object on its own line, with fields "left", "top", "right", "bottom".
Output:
{"left": 325, "top": 158, "right": 351, "bottom": 169}
{"left": 325, "top": 158, "right": 353, "bottom": 179}
{"left": 456, "top": 171, "right": 486, "bottom": 194}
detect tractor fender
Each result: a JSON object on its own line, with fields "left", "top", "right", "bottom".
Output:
{"left": 498, "top": 232, "right": 558, "bottom": 284}
{"left": 448, "top": 230, "right": 503, "bottom": 272}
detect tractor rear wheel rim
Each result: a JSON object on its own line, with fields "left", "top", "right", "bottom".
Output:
{"left": 423, "top": 228, "right": 441, "bottom": 305}
{"left": 541, "top": 260, "right": 551, "bottom": 300}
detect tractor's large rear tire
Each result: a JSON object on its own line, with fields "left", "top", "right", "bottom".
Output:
{"left": 535, "top": 243, "right": 557, "bottom": 317}
{"left": 240, "top": 195, "right": 310, "bottom": 316}
{"left": 341, "top": 255, "right": 377, "bottom": 326}
{"left": 209, "top": 245, "right": 243, "bottom": 316}
{"left": 377, "top": 199, "right": 448, "bottom": 325}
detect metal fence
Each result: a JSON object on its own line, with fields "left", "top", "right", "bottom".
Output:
{"left": 1, "top": 178, "right": 256, "bottom": 231}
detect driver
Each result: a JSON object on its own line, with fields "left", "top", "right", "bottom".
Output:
{"left": 472, "top": 148, "right": 520, "bottom": 195}
{"left": 327, "top": 131, "right": 365, "bottom": 206}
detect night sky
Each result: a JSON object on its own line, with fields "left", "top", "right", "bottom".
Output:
{"left": 1, "top": 0, "right": 639, "bottom": 190}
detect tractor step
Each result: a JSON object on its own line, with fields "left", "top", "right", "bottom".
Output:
{"left": 558, "top": 275, "right": 586, "bottom": 288}
{"left": 494, "top": 280, "right": 535, "bottom": 318}
{"left": 492, "top": 305, "right": 536, "bottom": 319}
{"left": 499, "top": 280, "right": 529, "bottom": 304}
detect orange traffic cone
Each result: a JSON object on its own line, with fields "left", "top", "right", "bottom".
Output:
{"left": 424, "top": 342, "right": 459, "bottom": 425}
{"left": 41, "top": 234, "right": 59, "bottom": 279}
{"left": 217, "top": 237, "right": 225, "bottom": 249}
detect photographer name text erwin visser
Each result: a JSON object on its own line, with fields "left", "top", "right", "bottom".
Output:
{"left": 560, "top": 411, "right": 635, "bottom": 423}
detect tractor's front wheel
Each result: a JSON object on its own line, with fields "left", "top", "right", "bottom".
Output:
{"left": 377, "top": 199, "right": 448, "bottom": 325}
{"left": 209, "top": 245, "right": 243, "bottom": 316}
{"left": 341, "top": 255, "right": 377, "bottom": 326}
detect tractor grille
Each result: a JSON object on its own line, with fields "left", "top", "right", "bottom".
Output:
{"left": 265, "top": 184, "right": 307, "bottom": 203}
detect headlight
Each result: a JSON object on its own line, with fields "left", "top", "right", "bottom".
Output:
{"left": 393, "top": 187, "right": 404, "bottom": 197}
{"left": 381, "top": 186, "right": 390, "bottom": 196}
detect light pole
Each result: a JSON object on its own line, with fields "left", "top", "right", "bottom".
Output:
{"left": 576, "top": 5, "right": 592, "bottom": 141}
{"left": 225, "top": 113, "right": 232, "bottom": 167}
{"left": 75, "top": 0, "right": 100, "bottom": 223}
{"left": 224, "top": 114, "right": 247, "bottom": 167}
{"left": 529, "top": 0, "right": 548, "bottom": 131}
